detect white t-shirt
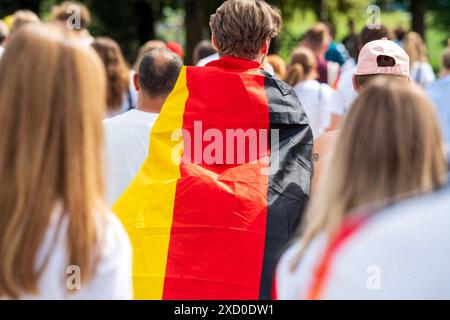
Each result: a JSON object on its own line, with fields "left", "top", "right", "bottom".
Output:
{"left": 0, "top": 46, "right": 4, "bottom": 60}
{"left": 197, "top": 53, "right": 220, "bottom": 66}
{"left": 276, "top": 235, "right": 328, "bottom": 300}
{"left": 321, "top": 190, "right": 450, "bottom": 300}
{"left": 293, "top": 80, "right": 337, "bottom": 138}
{"left": 411, "top": 62, "right": 436, "bottom": 88}
{"left": 335, "top": 65, "right": 357, "bottom": 116}
{"left": 104, "top": 109, "right": 159, "bottom": 206}
{"left": 6, "top": 205, "right": 132, "bottom": 300}
{"left": 276, "top": 185, "right": 450, "bottom": 300}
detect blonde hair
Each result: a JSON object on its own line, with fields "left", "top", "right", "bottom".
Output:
{"left": 92, "top": 37, "right": 130, "bottom": 112}
{"left": 0, "top": 24, "right": 107, "bottom": 298}
{"left": 292, "top": 77, "right": 447, "bottom": 270}
{"left": 266, "top": 54, "right": 286, "bottom": 79}
{"left": 284, "top": 47, "right": 316, "bottom": 87}
{"left": 404, "top": 31, "right": 429, "bottom": 64}
{"left": 10, "top": 10, "right": 40, "bottom": 35}
{"left": 210, "top": 0, "right": 282, "bottom": 60}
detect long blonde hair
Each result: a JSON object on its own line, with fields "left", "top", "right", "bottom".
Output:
{"left": 0, "top": 24, "right": 107, "bottom": 298}
{"left": 284, "top": 47, "right": 317, "bottom": 87}
{"left": 404, "top": 31, "right": 429, "bottom": 64}
{"left": 293, "top": 77, "right": 447, "bottom": 269}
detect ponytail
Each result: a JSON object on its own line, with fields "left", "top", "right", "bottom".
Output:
{"left": 284, "top": 63, "right": 305, "bottom": 87}
{"left": 285, "top": 47, "right": 317, "bottom": 87}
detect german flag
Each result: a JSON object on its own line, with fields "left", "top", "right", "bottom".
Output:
{"left": 113, "top": 56, "right": 312, "bottom": 300}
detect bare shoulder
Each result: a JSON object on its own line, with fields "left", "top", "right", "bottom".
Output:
{"left": 314, "top": 130, "right": 339, "bottom": 156}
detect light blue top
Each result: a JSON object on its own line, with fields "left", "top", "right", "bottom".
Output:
{"left": 427, "top": 75, "right": 450, "bottom": 152}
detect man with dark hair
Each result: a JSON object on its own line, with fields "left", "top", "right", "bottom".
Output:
{"left": 104, "top": 49, "right": 182, "bottom": 206}
{"left": 301, "top": 23, "right": 341, "bottom": 87}
{"left": 114, "top": 0, "right": 312, "bottom": 300}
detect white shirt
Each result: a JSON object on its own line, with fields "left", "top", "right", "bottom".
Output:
{"left": 0, "top": 46, "right": 4, "bottom": 60}
{"left": 324, "top": 188, "right": 450, "bottom": 299}
{"left": 411, "top": 62, "right": 436, "bottom": 88}
{"left": 104, "top": 109, "right": 158, "bottom": 206}
{"left": 276, "top": 235, "right": 328, "bottom": 299}
{"left": 276, "top": 185, "right": 450, "bottom": 300}
{"left": 8, "top": 206, "right": 132, "bottom": 300}
{"left": 335, "top": 65, "right": 357, "bottom": 116}
{"left": 197, "top": 53, "right": 220, "bottom": 66}
{"left": 293, "top": 80, "right": 337, "bottom": 138}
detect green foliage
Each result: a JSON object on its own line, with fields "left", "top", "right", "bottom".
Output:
{"left": 1, "top": 0, "right": 448, "bottom": 68}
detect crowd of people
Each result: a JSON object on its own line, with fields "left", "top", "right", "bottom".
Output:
{"left": 0, "top": 0, "right": 449, "bottom": 300}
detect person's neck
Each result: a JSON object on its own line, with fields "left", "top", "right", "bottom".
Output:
{"left": 220, "top": 54, "right": 264, "bottom": 65}
{"left": 136, "top": 94, "right": 165, "bottom": 114}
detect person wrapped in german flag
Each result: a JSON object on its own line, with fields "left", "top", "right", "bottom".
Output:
{"left": 113, "top": 0, "right": 313, "bottom": 300}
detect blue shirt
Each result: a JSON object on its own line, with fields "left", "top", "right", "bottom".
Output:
{"left": 427, "top": 75, "right": 450, "bottom": 151}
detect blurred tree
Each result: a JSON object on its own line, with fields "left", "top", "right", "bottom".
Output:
{"left": 410, "top": 0, "right": 426, "bottom": 38}
{"left": 185, "top": 0, "right": 206, "bottom": 65}
{"left": 427, "top": 0, "right": 450, "bottom": 42}
{"left": 3, "top": 0, "right": 446, "bottom": 65}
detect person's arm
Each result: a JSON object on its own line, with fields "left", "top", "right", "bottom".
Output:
{"left": 327, "top": 114, "right": 342, "bottom": 131}
{"left": 311, "top": 130, "right": 338, "bottom": 194}
{"left": 325, "top": 87, "right": 344, "bottom": 131}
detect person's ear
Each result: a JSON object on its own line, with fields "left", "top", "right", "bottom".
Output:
{"left": 211, "top": 35, "right": 217, "bottom": 50}
{"left": 261, "top": 39, "right": 270, "bottom": 56}
{"left": 133, "top": 72, "right": 140, "bottom": 92}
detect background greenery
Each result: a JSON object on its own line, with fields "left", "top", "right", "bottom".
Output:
{"left": 0, "top": 0, "right": 449, "bottom": 70}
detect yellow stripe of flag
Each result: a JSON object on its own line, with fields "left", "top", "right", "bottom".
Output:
{"left": 113, "top": 67, "right": 188, "bottom": 299}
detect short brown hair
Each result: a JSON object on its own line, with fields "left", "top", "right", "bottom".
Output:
{"left": 302, "top": 23, "right": 330, "bottom": 53}
{"left": 51, "top": 1, "right": 91, "bottom": 30}
{"left": 210, "top": 0, "right": 282, "bottom": 60}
